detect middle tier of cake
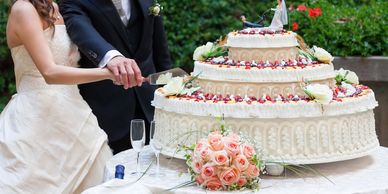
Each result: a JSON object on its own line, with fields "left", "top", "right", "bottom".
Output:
{"left": 193, "top": 60, "right": 335, "bottom": 97}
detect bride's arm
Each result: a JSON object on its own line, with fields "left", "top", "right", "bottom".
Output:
{"left": 9, "top": 1, "right": 114, "bottom": 85}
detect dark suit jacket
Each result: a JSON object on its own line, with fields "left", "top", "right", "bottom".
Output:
{"left": 59, "top": 0, "right": 171, "bottom": 141}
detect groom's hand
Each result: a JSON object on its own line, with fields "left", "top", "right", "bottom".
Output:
{"left": 107, "top": 56, "right": 142, "bottom": 89}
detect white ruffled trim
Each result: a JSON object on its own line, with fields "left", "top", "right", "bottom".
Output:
{"left": 193, "top": 61, "right": 335, "bottom": 83}
{"left": 152, "top": 90, "right": 378, "bottom": 119}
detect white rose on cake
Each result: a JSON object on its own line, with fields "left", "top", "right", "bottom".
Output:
{"left": 336, "top": 68, "right": 359, "bottom": 84}
{"left": 155, "top": 72, "right": 172, "bottom": 85}
{"left": 341, "top": 82, "right": 357, "bottom": 96}
{"left": 160, "top": 77, "right": 185, "bottom": 96}
{"left": 312, "top": 45, "right": 334, "bottom": 64}
{"left": 193, "top": 42, "right": 214, "bottom": 61}
{"left": 304, "top": 84, "right": 333, "bottom": 105}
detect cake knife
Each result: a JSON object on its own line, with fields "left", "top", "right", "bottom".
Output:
{"left": 143, "top": 67, "right": 188, "bottom": 85}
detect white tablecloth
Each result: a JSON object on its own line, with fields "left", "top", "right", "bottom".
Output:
{"left": 104, "top": 146, "right": 388, "bottom": 194}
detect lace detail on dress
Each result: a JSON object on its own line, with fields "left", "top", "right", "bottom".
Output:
{"left": 10, "top": 25, "right": 81, "bottom": 93}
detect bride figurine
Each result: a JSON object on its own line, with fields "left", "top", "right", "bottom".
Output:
{"left": 241, "top": 0, "right": 288, "bottom": 30}
{"left": 269, "top": 0, "right": 288, "bottom": 30}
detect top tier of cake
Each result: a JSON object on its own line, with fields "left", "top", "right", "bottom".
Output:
{"left": 225, "top": 28, "right": 299, "bottom": 48}
{"left": 225, "top": 28, "right": 299, "bottom": 63}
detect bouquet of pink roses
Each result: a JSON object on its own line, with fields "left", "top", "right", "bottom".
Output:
{"left": 184, "top": 130, "right": 262, "bottom": 191}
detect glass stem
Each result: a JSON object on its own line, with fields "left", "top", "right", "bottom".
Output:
{"left": 136, "top": 152, "right": 140, "bottom": 175}
{"left": 156, "top": 153, "right": 160, "bottom": 175}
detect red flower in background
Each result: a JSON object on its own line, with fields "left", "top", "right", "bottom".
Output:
{"left": 292, "top": 22, "right": 299, "bottom": 31}
{"left": 297, "top": 5, "right": 307, "bottom": 11}
{"left": 289, "top": 5, "right": 295, "bottom": 11}
{"left": 308, "top": 8, "right": 322, "bottom": 18}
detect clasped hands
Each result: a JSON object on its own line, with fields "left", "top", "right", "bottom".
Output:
{"left": 106, "top": 56, "right": 143, "bottom": 89}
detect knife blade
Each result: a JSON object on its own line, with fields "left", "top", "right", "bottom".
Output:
{"left": 143, "top": 67, "right": 188, "bottom": 85}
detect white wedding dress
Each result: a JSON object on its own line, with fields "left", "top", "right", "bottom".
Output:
{"left": 0, "top": 25, "right": 112, "bottom": 194}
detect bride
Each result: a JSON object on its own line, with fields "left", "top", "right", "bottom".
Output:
{"left": 0, "top": 0, "right": 128, "bottom": 193}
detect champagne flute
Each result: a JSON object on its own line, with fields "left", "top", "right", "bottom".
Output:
{"left": 149, "top": 120, "right": 165, "bottom": 177}
{"left": 130, "top": 119, "right": 145, "bottom": 176}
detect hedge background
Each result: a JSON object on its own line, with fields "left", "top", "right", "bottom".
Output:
{"left": 0, "top": 0, "right": 387, "bottom": 111}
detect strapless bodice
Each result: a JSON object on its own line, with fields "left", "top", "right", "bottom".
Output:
{"left": 10, "top": 25, "right": 81, "bottom": 93}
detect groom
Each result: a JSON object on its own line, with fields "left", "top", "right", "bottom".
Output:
{"left": 60, "top": 0, "right": 171, "bottom": 154}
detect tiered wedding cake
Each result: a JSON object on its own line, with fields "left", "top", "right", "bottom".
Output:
{"left": 152, "top": 27, "right": 379, "bottom": 164}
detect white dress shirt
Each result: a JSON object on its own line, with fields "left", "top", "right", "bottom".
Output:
{"left": 98, "top": 0, "right": 131, "bottom": 67}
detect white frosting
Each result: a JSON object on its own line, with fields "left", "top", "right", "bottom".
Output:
{"left": 225, "top": 32, "right": 299, "bottom": 48}
{"left": 193, "top": 61, "right": 336, "bottom": 83}
{"left": 152, "top": 90, "right": 378, "bottom": 119}
{"left": 154, "top": 108, "right": 379, "bottom": 164}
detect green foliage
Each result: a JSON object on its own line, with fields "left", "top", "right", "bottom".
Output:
{"left": 161, "top": 0, "right": 274, "bottom": 68}
{"left": 287, "top": 0, "right": 388, "bottom": 57}
{"left": 0, "top": 0, "right": 10, "bottom": 59}
{"left": 161, "top": 0, "right": 387, "bottom": 69}
{"left": 0, "top": 0, "right": 14, "bottom": 112}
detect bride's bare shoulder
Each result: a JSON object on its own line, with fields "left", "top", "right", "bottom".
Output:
{"left": 9, "top": 0, "right": 40, "bottom": 21}
{"left": 7, "top": 0, "right": 42, "bottom": 48}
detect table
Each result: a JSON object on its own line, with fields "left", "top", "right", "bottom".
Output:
{"left": 104, "top": 146, "right": 388, "bottom": 194}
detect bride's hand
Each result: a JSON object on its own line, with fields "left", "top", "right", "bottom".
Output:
{"left": 104, "top": 68, "right": 121, "bottom": 85}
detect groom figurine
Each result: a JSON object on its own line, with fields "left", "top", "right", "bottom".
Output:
{"left": 60, "top": 0, "right": 171, "bottom": 154}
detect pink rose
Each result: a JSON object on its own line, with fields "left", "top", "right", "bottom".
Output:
{"left": 205, "top": 177, "right": 223, "bottom": 191}
{"left": 242, "top": 145, "right": 255, "bottom": 159}
{"left": 245, "top": 164, "right": 260, "bottom": 178}
{"left": 200, "top": 147, "right": 212, "bottom": 161}
{"left": 233, "top": 154, "right": 249, "bottom": 171}
{"left": 228, "top": 132, "right": 240, "bottom": 142}
{"left": 223, "top": 137, "right": 240, "bottom": 156}
{"left": 212, "top": 150, "right": 229, "bottom": 166}
{"left": 218, "top": 166, "right": 240, "bottom": 186}
{"left": 195, "top": 139, "right": 207, "bottom": 153}
{"left": 201, "top": 164, "right": 217, "bottom": 180}
{"left": 196, "top": 175, "right": 205, "bottom": 186}
{"left": 194, "top": 139, "right": 208, "bottom": 160}
{"left": 193, "top": 160, "right": 203, "bottom": 174}
{"left": 208, "top": 131, "right": 224, "bottom": 151}
{"left": 237, "top": 176, "right": 247, "bottom": 187}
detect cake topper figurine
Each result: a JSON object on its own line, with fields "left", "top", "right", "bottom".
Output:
{"left": 241, "top": 0, "right": 288, "bottom": 29}
{"left": 269, "top": 0, "right": 288, "bottom": 29}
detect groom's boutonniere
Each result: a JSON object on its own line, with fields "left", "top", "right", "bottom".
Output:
{"left": 149, "top": 0, "right": 163, "bottom": 16}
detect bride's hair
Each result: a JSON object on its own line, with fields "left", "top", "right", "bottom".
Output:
{"left": 13, "top": 0, "right": 56, "bottom": 29}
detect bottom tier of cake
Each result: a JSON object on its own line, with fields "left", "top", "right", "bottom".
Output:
{"left": 154, "top": 109, "right": 379, "bottom": 164}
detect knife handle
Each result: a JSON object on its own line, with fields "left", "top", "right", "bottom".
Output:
{"left": 142, "top": 76, "right": 150, "bottom": 83}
